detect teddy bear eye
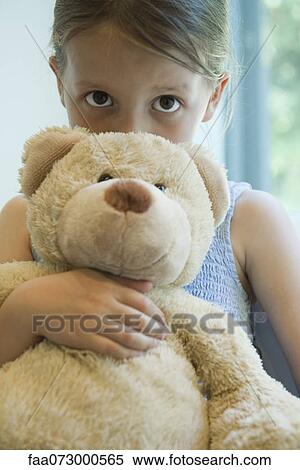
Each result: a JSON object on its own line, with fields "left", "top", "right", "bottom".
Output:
{"left": 97, "top": 173, "right": 114, "bottom": 183}
{"left": 155, "top": 184, "right": 167, "bottom": 192}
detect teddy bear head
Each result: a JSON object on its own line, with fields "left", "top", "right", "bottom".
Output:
{"left": 18, "top": 126, "right": 229, "bottom": 286}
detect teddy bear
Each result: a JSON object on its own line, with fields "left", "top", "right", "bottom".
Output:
{"left": 0, "top": 125, "right": 299, "bottom": 450}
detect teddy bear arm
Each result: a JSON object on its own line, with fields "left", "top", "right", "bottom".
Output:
{"left": 0, "top": 261, "right": 61, "bottom": 307}
{"left": 167, "top": 292, "right": 263, "bottom": 397}
{"left": 149, "top": 288, "right": 251, "bottom": 394}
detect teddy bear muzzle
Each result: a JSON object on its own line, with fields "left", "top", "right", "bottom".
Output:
{"left": 104, "top": 180, "right": 152, "bottom": 214}
{"left": 56, "top": 178, "right": 191, "bottom": 284}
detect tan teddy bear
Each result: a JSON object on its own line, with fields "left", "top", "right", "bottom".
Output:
{"left": 0, "top": 126, "right": 299, "bottom": 450}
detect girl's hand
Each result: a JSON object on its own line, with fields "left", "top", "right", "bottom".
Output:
{"left": 19, "top": 268, "right": 167, "bottom": 360}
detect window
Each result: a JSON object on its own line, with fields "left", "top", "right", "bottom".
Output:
{"left": 224, "top": 0, "right": 300, "bottom": 233}
{"left": 263, "top": 0, "right": 300, "bottom": 230}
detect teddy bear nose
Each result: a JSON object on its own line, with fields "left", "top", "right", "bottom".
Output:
{"left": 104, "top": 180, "right": 152, "bottom": 213}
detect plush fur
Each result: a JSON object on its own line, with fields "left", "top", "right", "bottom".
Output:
{"left": 0, "top": 126, "right": 299, "bottom": 449}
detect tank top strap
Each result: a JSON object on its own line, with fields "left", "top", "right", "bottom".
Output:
{"left": 224, "top": 181, "right": 252, "bottom": 222}
{"left": 215, "top": 180, "right": 253, "bottom": 313}
{"left": 217, "top": 180, "right": 253, "bottom": 267}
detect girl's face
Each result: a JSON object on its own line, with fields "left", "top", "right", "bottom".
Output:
{"left": 49, "top": 23, "right": 228, "bottom": 143}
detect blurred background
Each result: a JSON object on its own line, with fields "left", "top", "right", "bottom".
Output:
{"left": 223, "top": 0, "right": 300, "bottom": 232}
{"left": 0, "top": 0, "right": 299, "bottom": 230}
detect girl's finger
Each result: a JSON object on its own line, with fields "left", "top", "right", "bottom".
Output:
{"left": 114, "top": 303, "right": 168, "bottom": 339}
{"left": 99, "top": 324, "right": 163, "bottom": 351}
{"left": 119, "top": 290, "right": 168, "bottom": 327}
{"left": 79, "top": 332, "right": 149, "bottom": 359}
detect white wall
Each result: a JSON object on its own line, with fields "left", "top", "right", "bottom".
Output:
{"left": 0, "top": 0, "right": 67, "bottom": 210}
{"left": 0, "top": 0, "right": 225, "bottom": 211}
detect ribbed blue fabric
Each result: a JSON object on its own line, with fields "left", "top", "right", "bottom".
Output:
{"left": 183, "top": 180, "right": 253, "bottom": 340}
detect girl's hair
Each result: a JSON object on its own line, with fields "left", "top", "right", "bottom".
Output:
{"left": 49, "top": 0, "right": 239, "bottom": 131}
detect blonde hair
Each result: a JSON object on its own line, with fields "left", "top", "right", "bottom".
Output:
{"left": 49, "top": 0, "right": 239, "bottom": 130}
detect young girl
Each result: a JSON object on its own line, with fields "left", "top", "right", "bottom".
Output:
{"left": 0, "top": 0, "right": 300, "bottom": 392}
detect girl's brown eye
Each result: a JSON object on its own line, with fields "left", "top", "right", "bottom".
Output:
{"left": 155, "top": 184, "right": 166, "bottom": 192}
{"left": 97, "top": 174, "right": 113, "bottom": 183}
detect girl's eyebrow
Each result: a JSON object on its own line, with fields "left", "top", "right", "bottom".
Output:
{"left": 75, "top": 80, "right": 106, "bottom": 88}
{"left": 151, "top": 83, "right": 189, "bottom": 93}
{"left": 74, "top": 80, "right": 189, "bottom": 93}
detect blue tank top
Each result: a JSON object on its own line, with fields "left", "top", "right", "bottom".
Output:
{"left": 183, "top": 180, "right": 253, "bottom": 340}
{"left": 30, "top": 180, "right": 253, "bottom": 339}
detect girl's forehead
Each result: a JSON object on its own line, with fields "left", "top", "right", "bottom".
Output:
{"left": 63, "top": 24, "right": 201, "bottom": 87}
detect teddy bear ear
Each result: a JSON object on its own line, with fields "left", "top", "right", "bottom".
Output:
{"left": 179, "top": 142, "right": 230, "bottom": 227}
{"left": 18, "top": 125, "right": 90, "bottom": 197}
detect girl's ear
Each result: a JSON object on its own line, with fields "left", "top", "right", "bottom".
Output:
{"left": 179, "top": 142, "right": 230, "bottom": 227}
{"left": 19, "top": 126, "right": 90, "bottom": 197}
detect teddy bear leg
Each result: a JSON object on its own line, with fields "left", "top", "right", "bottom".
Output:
{"left": 209, "top": 371, "right": 300, "bottom": 449}
{"left": 176, "top": 317, "right": 300, "bottom": 450}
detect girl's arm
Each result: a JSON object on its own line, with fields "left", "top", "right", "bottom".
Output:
{"left": 234, "top": 189, "right": 300, "bottom": 392}
{"left": 0, "top": 284, "right": 44, "bottom": 366}
{"left": 0, "top": 195, "right": 33, "bottom": 262}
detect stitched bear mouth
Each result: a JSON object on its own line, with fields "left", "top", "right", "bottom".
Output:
{"left": 70, "top": 233, "right": 177, "bottom": 278}
{"left": 108, "top": 237, "right": 176, "bottom": 275}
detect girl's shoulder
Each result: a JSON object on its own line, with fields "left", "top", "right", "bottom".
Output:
{"left": 230, "top": 183, "right": 284, "bottom": 243}
{"left": 229, "top": 183, "right": 290, "bottom": 304}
